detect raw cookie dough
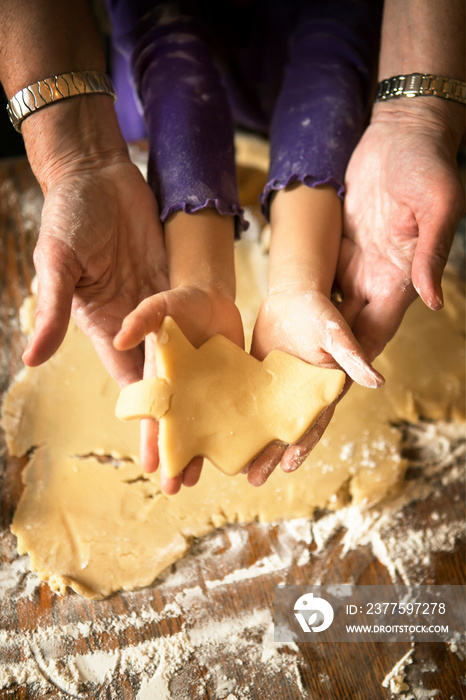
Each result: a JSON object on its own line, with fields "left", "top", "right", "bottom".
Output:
{"left": 116, "top": 317, "right": 345, "bottom": 477}
{"left": 2, "top": 237, "right": 465, "bottom": 599}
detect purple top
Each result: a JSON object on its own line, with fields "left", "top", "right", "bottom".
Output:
{"left": 105, "top": 0, "right": 382, "bottom": 227}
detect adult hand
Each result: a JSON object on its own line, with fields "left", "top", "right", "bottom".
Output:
{"left": 21, "top": 98, "right": 169, "bottom": 387}
{"left": 338, "top": 99, "right": 465, "bottom": 361}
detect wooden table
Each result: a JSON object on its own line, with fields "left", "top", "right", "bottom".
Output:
{"left": 0, "top": 156, "right": 464, "bottom": 700}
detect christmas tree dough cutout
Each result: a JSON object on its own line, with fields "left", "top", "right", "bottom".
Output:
{"left": 116, "top": 317, "right": 346, "bottom": 477}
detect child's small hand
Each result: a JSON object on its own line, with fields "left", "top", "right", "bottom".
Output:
{"left": 252, "top": 287, "right": 384, "bottom": 386}
{"left": 114, "top": 284, "right": 244, "bottom": 494}
{"left": 114, "top": 207, "right": 242, "bottom": 494}
{"left": 246, "top": 286, "right": 384, "bottom": 485}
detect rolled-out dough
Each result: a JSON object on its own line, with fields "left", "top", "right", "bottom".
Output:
{"left": 116, "top": 317, "right": 345, "bottom": 477}
{"left": 2, "top": 237, "right": 465, "bottom": 599}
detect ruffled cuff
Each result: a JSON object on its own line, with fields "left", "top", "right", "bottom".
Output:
{"left": 136, "top": 22, "right": 246, "bottom": 237}
{"left": 160, "top": 198, "right": 248, "bottom": 236}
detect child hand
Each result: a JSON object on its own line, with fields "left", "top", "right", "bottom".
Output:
{"left": 114, "top": 208, "right": 241, "bottom": 494}
{"left": 114, "top": 284, "right": 244, "bottom": 495}
{"left": 252, "top": 287, "right": 384, "bottom": 386}
{"left": 246, "top": 286, "right": 384, "bottom": 485}
{"left": 242, "top": 184, "right": 384, "bottom": 486}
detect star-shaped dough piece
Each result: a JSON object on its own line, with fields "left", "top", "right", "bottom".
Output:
{"left": 116, "top": 317, "right": 345, "bottom": 477}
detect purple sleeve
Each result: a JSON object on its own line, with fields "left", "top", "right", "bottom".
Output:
{"left": 105, "top": 2, "right": 245, "bottom": 229}
{"left": 105, "top": 1, "right": 381, "bottom": 226}
{"left": 261, "top": 0, "right": 382, "bottom": 218}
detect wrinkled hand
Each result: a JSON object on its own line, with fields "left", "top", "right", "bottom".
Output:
{"left": 338, "top": 100, "right": 465, "bottom": 361}
{"left": 19, "top": 97, "right": 168, "bottom": 386}
{"left": 247, "top": 287, "right": 384, "bottom": 486}
{"left": 22, "top": 155, "right": 169, "bottom": 386}
{"left": 114, "top": 286, "right": 244, "bottom": 494}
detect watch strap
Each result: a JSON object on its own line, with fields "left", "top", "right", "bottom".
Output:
{"left": 375, "top": 73, "right": 466, "bottom": 106}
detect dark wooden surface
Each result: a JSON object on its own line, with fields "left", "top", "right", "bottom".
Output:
{"left": 0, "top": 157, "right": 464, "bottom": 700}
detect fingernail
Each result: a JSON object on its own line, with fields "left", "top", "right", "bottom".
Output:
{"left": 362, "top": 366, "right": 385, "bottom": 389}
{"left": 433, "top": 284, "right": 444, "bottom": 310}
{"left": 281, "top": 459, "right": 301, "bottom": 473}
{"left": 281, "top": 445, "right": 307, "bottom": 472}
{"left": 21, "top": 343, "right": 31, "bottom": 362}
{"left": 415, "top": 282, "right": 444, "bottom": 311}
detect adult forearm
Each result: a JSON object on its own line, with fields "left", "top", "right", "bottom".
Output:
{"left": 0, "top": 1, "right": 127, "bottom": 191}
{"left": 375, "top": 0, "right": 465, "bottom": 149}
{"left": 0, "top": 0, "right": 105, "bottom": 95}
{"left": 378, "top": 0, "right": 465, "bottom": 79}
{"left": 340, "top": 0, "right": 465, "bottom": 359}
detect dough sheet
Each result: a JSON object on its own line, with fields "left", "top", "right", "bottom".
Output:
{"left": 2, "top": 239, "right": 464, "bottom": 599}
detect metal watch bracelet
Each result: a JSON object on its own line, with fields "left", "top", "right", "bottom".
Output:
{"left": 375, "top": 73, "right": 466, "bottom": 106}
{"left": 7, "top": 70, "right": 116, "bottom": 133}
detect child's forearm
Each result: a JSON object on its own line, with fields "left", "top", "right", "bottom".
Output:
{"left": 164, "top": 209, "right": 236, "bottom": 300}
{"left": 268, "top": 184, "right": 341, "bottom": 296}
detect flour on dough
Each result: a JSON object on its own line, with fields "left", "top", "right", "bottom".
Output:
{"left": 2, "top": 235, "right": 465, "bottom": 599}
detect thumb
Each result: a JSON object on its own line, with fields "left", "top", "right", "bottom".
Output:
{"left": 351, "top": 287, "right": 416, "bottom": 363}
{"left": 411, "top": 176, "right": 464, "bottom": 311}
{"left": 22, "top": 236, "right": 80, "bottom": 366}
{"left": 324, "top": 317, "right": 385, "bottom": 389}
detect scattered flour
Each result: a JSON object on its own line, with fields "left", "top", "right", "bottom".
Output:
{"left": 383, "top": 646, "right": 415, "bottom": 694}
{"left": 0, "top": 608, "right": 302, "bottom": 699}
{"left": 0, "top": 421, "right": 464, "bottom": 698}
{"left": 204, "top": 553, "right": 292, "bottom": 589}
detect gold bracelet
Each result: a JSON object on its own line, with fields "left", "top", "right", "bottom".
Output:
{"left": 375, "top": 73, "right": 466, "bottom": 106}
{"left": 7, "top": 70, "right": 116, "bottom": 132}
